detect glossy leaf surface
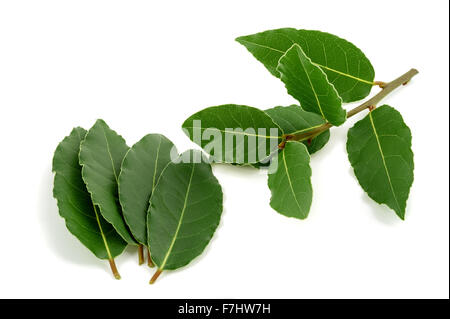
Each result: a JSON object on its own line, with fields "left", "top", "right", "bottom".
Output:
{"left": 148, "top": 150, "right": 223, "bottom": 270}
{"left": 277, "top": 44, "right": 346, "bottom": 126}
{"left": 236, "top": 28, "right": 375, "bottom": 102}
{"left": 268, "top": 141, "right": 312, "bottom": 219}
{"left": 52, "top": 127, "right": 127, "bottom": 259}
{"left": 118, "top": 134, "right": 176, "bottom": 244}
{"left": 79, "top": 119, "right": 136, "bottom": 244}
{"left": 346, "top": 105, "right": 414, "bottom": 219}
{"left": 182, "top": 104, "right": 282, "bottom": 164}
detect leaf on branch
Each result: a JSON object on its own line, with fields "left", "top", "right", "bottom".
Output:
{"left": 182, "top": 104, "right": 282, "bottom": 164}
{"left": 277, "top": 44, "right": 346, "bottom": 126}
{"left": 79, "top": 119, "right": 137, "bottom": 244}
{"left": 118, "top": 134, "right": 177, "bottom": 245}
{"left": 147, "top": 150, "right": 223, "bottom": 272}
{"left": 346, "top": 105, "right": 414, "bottom": 220}
{"left": 265, "top": 105, "right": 330, "bottom": 154}
{"left": 236, "top": 28, "right": 375, "bottom": 102}
{"left": 52, "top": 127, "right": 127, "bottom": 259}
{"left": 268, "top": 141, "right": 313, "bottom": 219}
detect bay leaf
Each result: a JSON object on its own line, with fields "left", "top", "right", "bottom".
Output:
{"left": 267, "top": 141, "right": 312, "bottom": 219}
{"left": 265, "top": 105, "right": 330, "bottom": 154}
{"left": 236, "top": 28, "right": 375, "bottom": 102}
{"left": 346, "top": 105, "right": 414, "bottom": 219}
{"left": 118, "top": 134, "right": 177, "bottom": 245}
{"left": 182, "top": 104, "right": 282, "bottom": 164}
{"left": 277, "top": 44, "right": 346, "bottom": 126}
{"left": 52, "top": 127, "right": 127, "bottom": 278}
{"left": 147, "top": 150, "right": 223, "bottom": 283}
{"left": 79, "top": 119, "right": 136, "bottom": 244}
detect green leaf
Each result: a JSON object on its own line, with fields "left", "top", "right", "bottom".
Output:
{"left": 147, "top": 150, "right": 223, "bottom": 278}
{"left": 236, "top": 28, "right": 375, "bottom": 102}
{"left": 52, "top": 127, "right": 127, "bottom": 260}
{"left": 118, "top": 134, "right": 177, "bottom": 245}
{"left": 346, "top": 105, "right": 414, "bottom": 220}
{"left": 79, "top": 119, "right": 136, "bottom": 244}
{"left": 267, "top": 141, "right": 313, "bottom": 219}
{"left": 182, "top": 104, "right": 282, "bottom": 164}
{"left": 265, "top": 105, "right": 330, "bottom": 154}
{"left": 277, "top": 44, "right": 346, "bottom": 126}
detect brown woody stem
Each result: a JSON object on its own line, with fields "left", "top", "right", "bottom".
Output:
{"left": 138, "top": 244, "right": 145, "bottom": 265}
{"left": 284, "top": 68, "right": 419, "bottom": 144}
{"left": 149, "top": 269, "right": 163, "bottom": 284}
{"left": 108, "top": 259, "right": 121, "bottom": 280}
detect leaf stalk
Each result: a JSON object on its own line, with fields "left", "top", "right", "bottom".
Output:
{"left": 149, "top": 269, "right": 163, "bottom": 284}
{"left": 138, "top": 244, "right": 145, "bottom": 265}
{"left": 108, "top": 259, "right": 121, "bottom": 280}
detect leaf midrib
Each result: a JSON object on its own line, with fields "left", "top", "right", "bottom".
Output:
{"left": 93, "top": 204, "right": 113, "bottom": 260}
{"left": 369, "top": 112, "right": 401, "bottom": 212}
{"left": 239, "top": 39, "right": 372, "bottom": 84}
{"left": 289, "top": 124, "right": 323, "bottom": 135}
{"left": 152, "top": 136, "right": 163, "bottom": 192}
{"left": 294, "top": 46, "right": 326, "bottom": 118}
{"left": 183, "top": 126, "right": 280, "bottom": 139}
{"left": 314, "top": 63, "right": 374, "bottom": 85}
{"left": 159, "top": 163, "right": 195, "bottom": 270}
{"left": 282, "top": 147, "right": 304, "bottom": 216}
{"left": 102, "top": 128, "right": 119, "bottom": 183}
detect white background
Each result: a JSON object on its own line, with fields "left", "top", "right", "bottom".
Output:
{"left": 0, "top": 0, "right": 448, "bottom": 299}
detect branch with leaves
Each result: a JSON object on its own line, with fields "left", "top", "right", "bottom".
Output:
{"left": 281, "top": 68, "right": 419, "bottom": 147}
{"left": 184, "top": 28, "right": 417, "bottom": 221}
{"left": 52, "top": 28, "right": 418, "bottom": 283}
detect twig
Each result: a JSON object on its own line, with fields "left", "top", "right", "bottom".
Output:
{"left": 285, "top": 68, "right": 419, "bottom": 143}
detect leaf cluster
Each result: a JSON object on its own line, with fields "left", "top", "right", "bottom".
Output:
{"left": 53, "top": 120, "right": 223, "bottom": 282}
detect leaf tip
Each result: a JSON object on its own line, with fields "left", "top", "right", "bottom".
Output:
{"left": 396, "top": 211, "right": 406, "bottom": 221}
